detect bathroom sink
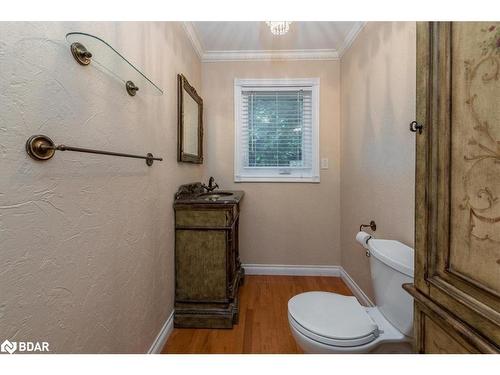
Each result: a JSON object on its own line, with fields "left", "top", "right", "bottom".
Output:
{"left": 173, "top": 184, "right": 243, "bottom": 205}
{"left": 198, "top": 191, "right": 233, "bottom": 197}
{"left": 198, "top": 192, "right": 234, "bottom": 201}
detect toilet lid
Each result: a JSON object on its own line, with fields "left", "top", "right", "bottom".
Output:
{"left": 288, "top": 292, "right": 379, "bottom": 342}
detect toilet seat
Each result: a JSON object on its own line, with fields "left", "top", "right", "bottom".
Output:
{"left": 288, "top": 292, "right": 380, "bottom": 347}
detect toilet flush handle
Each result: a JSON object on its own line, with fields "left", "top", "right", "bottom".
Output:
{"left": 364, "top": 235, "right": 372, "bottom": 257}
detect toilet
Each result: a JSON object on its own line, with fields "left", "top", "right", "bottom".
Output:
{"left": 288, "top": 238, "right": 414, "bottom": 353}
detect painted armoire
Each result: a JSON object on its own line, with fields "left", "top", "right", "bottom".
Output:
{"left": 404, "top": 22, "right": 500, "bottom": 353}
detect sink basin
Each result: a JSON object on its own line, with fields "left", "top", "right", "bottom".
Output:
{"left": 198, "top": 192, "right": 234, "bottom": 201}
{"left": 174, "top": 185, "right": 244, "bottom": 206}
{"left": 199, "top": 192, "right": 233, "bottom": 197}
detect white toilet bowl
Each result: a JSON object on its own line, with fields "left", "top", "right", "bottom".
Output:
{"left": 288, "top": 238, "right": 414, "bottom": 354}
{"left": 288, "top": 292, "right": 411, "bottom": 353}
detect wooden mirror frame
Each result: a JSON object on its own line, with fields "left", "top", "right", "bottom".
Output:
{"left": 177, "top": 74, "right": 203, "bottom": 163}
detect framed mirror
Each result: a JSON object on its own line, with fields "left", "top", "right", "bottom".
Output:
{"left": 178, "top": 74, "right": 203, "bottom": 163}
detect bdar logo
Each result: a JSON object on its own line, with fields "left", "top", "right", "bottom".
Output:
{"left": 0, "top": 339, "right": 49, "bottom": 354}
{"left": 1, "top": 340, "right": 17, "bottom": 354}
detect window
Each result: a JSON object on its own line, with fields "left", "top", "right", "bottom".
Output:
{"left": 234, "top": 78, "right": 320, "bottom": 182}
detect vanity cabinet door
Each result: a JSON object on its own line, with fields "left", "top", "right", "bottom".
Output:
{"left": 413, "top": 22, "right": 500, "bottom": 352}
{"left": 176, "top": 229, "right": 227, "bottom": 301}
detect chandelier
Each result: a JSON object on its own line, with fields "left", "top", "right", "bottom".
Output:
{"left": 265, "top": 21, "right": 292, "bottom": 36}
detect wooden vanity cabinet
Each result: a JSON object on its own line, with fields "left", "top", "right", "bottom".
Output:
{"left": 404, "top": 22, "right": 500, "bottom": 354}
{"left": 174, "top": 198, "right": 244, "bottom": 329}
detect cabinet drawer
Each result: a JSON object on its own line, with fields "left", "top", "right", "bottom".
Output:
{"left": 422, "top": 315, "right": 475, "bottom": 354}
{"left": 413, "top": 300, "right": 485, "bottom": 354}
{"left": 405, "top": 284, "right": 499, "bottom": 353}
{"left": 176, "top": 208, "right": 233, "bottom": 227}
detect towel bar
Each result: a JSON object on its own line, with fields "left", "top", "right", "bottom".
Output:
{"left": 26, "top": 134, "right": 163, "bottom": 166}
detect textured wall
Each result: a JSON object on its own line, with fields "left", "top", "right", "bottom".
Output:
{"left": 0, "top": 21, "right": 417, "bottom": 352}
{"left": 340, "top": 22, "right": 416, "bottom": 301}
{"left": 202, "top": 60, "right": 341, "bottom": 266}
{"left": 0, "top": 22, "right": 203, "bottom": 353}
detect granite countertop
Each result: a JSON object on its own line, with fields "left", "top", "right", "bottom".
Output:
{"left": 175, "top": 190, "right": 245, "bottom": 205}
{"left": 174, "top": 183, "right": 244, "bottom": 206}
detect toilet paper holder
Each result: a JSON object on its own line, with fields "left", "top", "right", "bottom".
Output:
{"left": 359, "top": 220, "right": 377, "bottom": 232}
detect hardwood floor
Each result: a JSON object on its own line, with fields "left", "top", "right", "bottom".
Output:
{"left": 162, "top": 275, "right": 353, "bottom": 354}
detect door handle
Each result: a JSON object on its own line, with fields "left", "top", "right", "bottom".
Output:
{"left": 409, "top": 121, "right": 424, "bottom": 134}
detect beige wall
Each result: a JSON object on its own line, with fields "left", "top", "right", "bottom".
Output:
{"left": 0, "top": 22, "right": 203, "bottom": 353}
{"left": 202, "top": 60, "right": 341, "bottom": 266}
{"left": 0, "top": 21, "right": 417, "bottom": 353}
{"left": 340, "top": 22, "right": 416, "bottom": 301}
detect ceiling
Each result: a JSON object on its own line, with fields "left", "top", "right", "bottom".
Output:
{"left": 184, "top": 22, "right": 365, "bottom": 61}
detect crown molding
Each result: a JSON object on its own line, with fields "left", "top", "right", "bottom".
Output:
{"left": 182, "top": 21, "right": 365, "bottom": 62}
{"left": 337, "top": 21, "right": 367, "bottom": 58}
{"left": 202, "top": 49, "right": 339, "bottom": 62}
{"left": 182, "top": 21, "right": 204, "bottom": 59}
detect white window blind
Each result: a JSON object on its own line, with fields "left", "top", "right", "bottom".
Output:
{"left": 234, "top": 79, "right": 319, "bottom": 182}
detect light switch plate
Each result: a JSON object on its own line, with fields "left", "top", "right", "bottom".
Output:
{"left": 321, "top": 158, "right": 329, "bottom": 170}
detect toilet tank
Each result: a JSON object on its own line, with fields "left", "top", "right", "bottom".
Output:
{"left": 368, "top": 239, "right": 414, "bottom": 337}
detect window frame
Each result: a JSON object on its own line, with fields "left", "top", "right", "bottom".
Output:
{"left": 234, "top": 78, "right": 320, "bottom": 183}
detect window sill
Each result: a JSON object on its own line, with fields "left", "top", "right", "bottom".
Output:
{"left": 234, "top": 176, "right": 320, "bottom": 183}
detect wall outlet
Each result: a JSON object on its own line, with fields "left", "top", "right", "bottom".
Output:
{"left": 321, "top": 158, "right": 329, "bottom": 170}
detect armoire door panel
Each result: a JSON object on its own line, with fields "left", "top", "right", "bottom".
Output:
{"left": 434, "top": 23, "right": 500, "bottom": 327}
{"left": 448, "top": 22, "right": 500, "bottom": 294}
{"left": 431, "top": 23, "right": 500, "bottom": 307}
{"left": 414, "top": 22, "right": 500, "bottom": 351}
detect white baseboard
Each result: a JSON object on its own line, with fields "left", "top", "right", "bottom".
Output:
{"left": 243, "top": 263, "right": 342, "bottom": 277}
{"left": 339, "top": 268, "right": 374, "bottom": 307}
{"left": 148, "top": 310, "right": 174, "bottom": 354}
{"left": 242, "top": 263, "right": 374, "bottom": 307}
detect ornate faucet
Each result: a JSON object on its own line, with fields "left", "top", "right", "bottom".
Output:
{"left": 202, "top": 176, "right": 219, "bottom": 193}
